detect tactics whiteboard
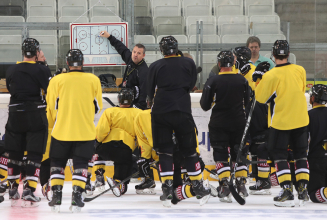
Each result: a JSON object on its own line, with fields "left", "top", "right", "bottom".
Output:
{"left": 70, "top": 22, "right": 128, "bottom": 66}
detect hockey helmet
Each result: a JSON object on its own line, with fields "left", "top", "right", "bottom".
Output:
{"left": 272, "top": 40, "right": 289, "bottom": 56}
{"left": 66, "top": 49, "right": 84, "bottom": 67}
{"left": 159, "top": 36, "right": 178, "bottom": 56}
{"left": 217, "top": 50, "right": 234, "bottom": 68}
{"left": 22, "top": 38, "right": 40, "bottom": 58}
{"left": 310, "top": 84, "right": 327, "bottom": 105}
{"left": 118, "top": 88, "right": 134, "bottom": 106}
{"left": 233, "top": 46, "right": 251, "bottom": 63}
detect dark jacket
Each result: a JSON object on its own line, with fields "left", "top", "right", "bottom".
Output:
{"left": 108, "top": 35, "right": 148, "bottom": 110}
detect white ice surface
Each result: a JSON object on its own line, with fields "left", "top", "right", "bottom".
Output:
{"left": 1, "top": 181, "right": 326, "bottom": 220}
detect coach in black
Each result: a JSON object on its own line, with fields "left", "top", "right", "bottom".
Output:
{"left": 100, "top": 30, "right": 148, "bottom": 109}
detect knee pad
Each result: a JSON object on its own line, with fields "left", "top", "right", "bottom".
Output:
{"left": 257, "top": 143, "right": 269, "bottom": 159}
{"left": 73, "top": 156, "right": 89, "bottom": 170}
{"left": 212, "top": 145, "right": 229, "bottom": 162}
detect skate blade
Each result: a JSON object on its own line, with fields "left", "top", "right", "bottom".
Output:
{"left": 209, "top": 185, "right": 218, "bottom": 197}
{"left": 96, "top": 186, "right": 105, "bottom": 192}
{"left": 11, "top": 199, "right": 20, "bottom": 207}
{"left": 130, "top": 178, "right": 143, "bottom": 183}
{"left": 21, "top": 200, "right": 39, "bottom": 208}
{"left": 136, "top": 189, "right": 156, "bottom": 195}
{"left": 274, "top": 200, "right": 295, "bottom": 207}
{"left": 209, "top": 173, "right": 219, "bottom": 180}
{"left": 299, "top": 200, "right": 307, "bottom": 207}
{"left": 51, "top": 205, "right": 60, "bottom": 213}
{"left": 162, "top": 200, "right": 171, "bottom": 208}
{"left": 250, "top": 189, "right": 271, "bottom": 195}
{"left": 199, "top": 194, "right": 210, "bottom": 206}
{"left": 112, "top": 188, "right": 121, "bottom": 197}
{"left": 69, "top": 205, "right": 82, "bottom": 213}
{"left": 219, "top": 194, "right": 232, "bottom": 203}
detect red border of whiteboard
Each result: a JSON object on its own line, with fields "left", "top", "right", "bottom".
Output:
{"left": 70, "top": 22, "right": 128, "bottom": 66}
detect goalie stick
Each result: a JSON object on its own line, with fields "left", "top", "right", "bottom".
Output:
{"left": 229, "top": 97, "right": 257, "bottom": 205}
{"left": 84, "top": 160, "right": 158, "bottom": 202}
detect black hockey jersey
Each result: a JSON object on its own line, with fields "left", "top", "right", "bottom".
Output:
{"left": 200, "top": 71, "right": 250, "bottom": 128}
{"left": 308, "top": 105, "right": 327, "bottom": 158}
{"left": 6, "top": 61, "right": 52, "bottom": 104}
{"left": 147, "top": 55, "right": 197, "bottom": 114}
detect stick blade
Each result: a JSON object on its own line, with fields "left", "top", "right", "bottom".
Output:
{"left": 229, "top": 184, "right": 246, "bottom": 205}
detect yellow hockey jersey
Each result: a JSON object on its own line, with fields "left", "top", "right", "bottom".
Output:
{"left": 46, "top": 70, "right": 103, "bottom": 141}
{"left": 255, "top": 63, "right": 309, "bottom": 130}
{"left": 134, "top": 109, "right": 200, "bottom": 159}
{"left": 96, "top": 107, "right": 142, "bottom": 151}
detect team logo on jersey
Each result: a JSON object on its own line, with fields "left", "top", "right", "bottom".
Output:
{"left": 0, "top": 157, "right": 8, "bottom": 165}
{"left": 195, "top": 162, "right": 201, "bottom": 171}
{"left": 34, "top": 168, "right": 40, "bottom": 177}
{"left": 275, "top": 163, "right": 279, "bottom": 172}
{"left": 159, "top": 164, "right": 162, "bottom": 172}
{"left": 216, "top": 163, "right": 224, "bottom": 170}
{"left": 8, "top": 168, "right": 13, "bottom": 176}
{"left": 82, "top": 169, "right": 88, "bottom": 178}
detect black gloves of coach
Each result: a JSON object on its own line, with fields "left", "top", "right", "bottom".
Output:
{"left": 137, "top": 157, "right": 151, "bottom": 178}
{"left": 236, "top": 59, "right": 251, "bottom": 76}
{"left": 252, "top": 61, "right": 270, "bottom": 82}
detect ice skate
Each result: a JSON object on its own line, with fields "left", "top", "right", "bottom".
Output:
{"left": 84, "top": 174, "right": 95, "bottom": 197}
{"left": 217, "top": 178, "right": 232, "bottom": 203}
{"left": 235, "top": 177, "right": 249, "bottom": 199}
{"left": 21, "top": 181, "right": 41, "bottom": 207}
{"left": 204, "top": 179, "right": 218, "bottom": 197}
{"left": 135, "top": 177, "right": 156, "bottom": 195}
{"left": 48, "top": 185, "right": 62, "bottom": 213}
{"left": 274, "top": 184, "right": 295, "bottom": 207}
{"left": 0, "top": 181, "right": 7, "bottom": 203}
{"left": 42, "top": 180, "right": 52, "bottom": 201}
{"left": 249, "top": 179, "right": 271, "bottom": 195}
{"left": 94, "top": 170, "right": 105, "bottom": 192}
{"left": 297, "top": 182, "right": 309, "bottom": 207}
{"left": 8, "top": 181, "right": 20, "bottom": 207}
{"left": 69, "top": 186, "right": 84, "bottom": 213}
{"left": 160, "top": 179, "right": 173, "bottom": 208}
{"left": 106, "top": 177, "right": 121, "bottom": 197}
{"left": 192, "top": 179, "right": 211, "bottom": 201}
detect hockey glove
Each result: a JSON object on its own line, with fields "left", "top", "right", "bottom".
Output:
{"left": 137, "top": 158, "right": 151, "bottom": 178}
{"left": 237, "top": 59, "right": 251, "bottom": 76}
{"left": 252, "top": 61, "right": 270, "bottom": 82}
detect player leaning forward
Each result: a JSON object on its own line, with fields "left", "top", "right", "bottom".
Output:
{"left": 47, "top": 49, "right": 103, "bottom": 212}
{"left": 254, "top": 40, "right": 309, "bottom": 207}
{"left": 147, "top": 36, "right": 211, "bottom": 206}
{"left": 3, "top": 38, "right": 51, "bottom": 207}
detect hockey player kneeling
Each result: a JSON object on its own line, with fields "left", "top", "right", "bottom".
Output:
{"left": 95, "top": 89, "right": 141, "bottom": 197}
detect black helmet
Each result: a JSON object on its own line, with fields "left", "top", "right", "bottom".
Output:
{"left": 66, "top": 49, "right": 83, "bottom": 67}
{"left": 217, "top": 50, "right": 234, "bottom": 68}
{"left": 118, "top": 88, "right": 134, "bottom": 106}
{"left": 233, "top": 46, "right": 251, "bottom": 63}
{"left": 310, "top": 84, "right": 327, "bottom": 105}
{"left": 159, "top": 36, "right": 178, "bottom": 56}
{"left": 22, "top": 38, "right": 40, "bottom": 58}
{"left": 272, "top": 40, "right": 289, "bottom": 56}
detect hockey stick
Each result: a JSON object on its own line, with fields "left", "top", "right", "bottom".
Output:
{"left": 0, "top": 178, "right": 7, "bottom": 184}
{"left": 67, "top": 159, "right": 74, "bottom": 175}
{"left": 84, "top": 160, "right": 158, "bottom": 202}
{"left": 229, "top": 98, "right": 257, "bottom": 205}
{"left": 204, "top": 168, "right": 218, "bottom": 177}
{"left": 103, "top": 97, "right": 117, "bottom": 107}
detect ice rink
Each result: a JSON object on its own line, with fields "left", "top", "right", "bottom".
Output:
{"left": 1, "top": 180, "right": 326, "bottom": 220}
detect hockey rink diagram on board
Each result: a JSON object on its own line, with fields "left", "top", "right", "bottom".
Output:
{"left": 70, "top": 23, "right": 128, "bottom": 66}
